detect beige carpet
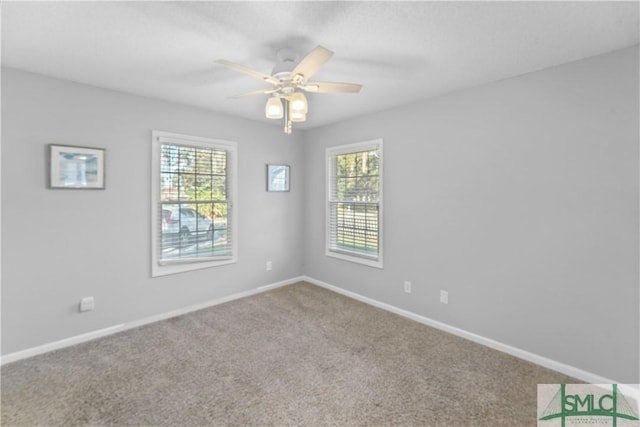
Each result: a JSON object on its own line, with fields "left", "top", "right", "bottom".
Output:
{"left": 1, "top": 282, "right": 576, "bottom": 426}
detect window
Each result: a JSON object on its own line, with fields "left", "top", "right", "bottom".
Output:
{"left": 151, "top": 131, "right": 237, "bottom": 277}
{"left": 326, "top": 139, "right": 383, "bottom": 268}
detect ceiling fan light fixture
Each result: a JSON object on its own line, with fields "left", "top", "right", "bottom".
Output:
{"left": 265, "top": 96, "right": 283, "bottom": 119}
{"left": 289, "top": 91, "right": 308, "bottom": 114}
{"left": 290, "top": 111, "right": 306, "bottom": 122}
{"left": 218, "top": 45, "right": 361, "bottom": 133}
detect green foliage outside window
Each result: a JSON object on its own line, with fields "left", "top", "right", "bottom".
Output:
{"left": 332, "top": 148, "right": 380, "bottom": 257}
{"left": 160, "top": 145, "right": 228, "bottom": 222}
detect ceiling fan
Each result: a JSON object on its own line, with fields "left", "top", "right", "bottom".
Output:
{"left": 216, "top": 46, "right": 362, "bottom": 134}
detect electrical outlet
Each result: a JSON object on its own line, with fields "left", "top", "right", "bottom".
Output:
{"left": 80, "top": 297, "right": 95, "bottom": 312}
{"left": 266, "top": 261, "right": 272, "bottom": 271}
{"left": 440, "top": 290, "right": 448, "bottom": 304}
{"left": 404, "top": 281, "right": 412, "bottom": 293}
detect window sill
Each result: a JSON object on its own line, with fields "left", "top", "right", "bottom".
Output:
{"left": 152, "top": 258, "right": 236, "bottom": 277}
{"left": 326, "top": 250, "right": 383, "bottom": 269}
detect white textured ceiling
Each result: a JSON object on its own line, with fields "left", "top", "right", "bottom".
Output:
{"left": 2, "top": 1, "right": 638, "bottom": 130}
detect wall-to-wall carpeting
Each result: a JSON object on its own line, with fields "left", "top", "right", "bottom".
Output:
{"left": 1, "top": 282, "right": 576, "bottom": 426}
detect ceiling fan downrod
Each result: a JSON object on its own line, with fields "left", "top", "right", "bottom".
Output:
{"left": 283, "top": 98, "right": 292, "bottom": 134}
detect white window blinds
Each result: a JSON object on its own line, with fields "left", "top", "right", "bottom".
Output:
{"left": 326, "top": 139, "right": 383, "bottom": 268}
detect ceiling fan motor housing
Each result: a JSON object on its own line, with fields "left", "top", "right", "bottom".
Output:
{"left": 271, "top": 47, "right": 299, "bottom": 80}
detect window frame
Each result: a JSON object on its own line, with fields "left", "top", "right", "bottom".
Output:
{"left": 151, "top": 130, "right": 238, "bottom": 277}
{"left": 325, "top": 139, "right": 384, "bottom": 269}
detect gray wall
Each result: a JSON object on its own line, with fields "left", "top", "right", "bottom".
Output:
{"left": 302, "top": 46, "right": 639, "bottom": 383}
{"left": 1, "top": 68, "right": 304, "bottom": 354}
{"left": 2, "top": 46, "right": 638, "bottom": 384}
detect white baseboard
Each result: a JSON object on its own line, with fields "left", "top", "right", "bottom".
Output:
{"left": 0, "top": 276, "right": 304, "bottom": 365}
{"left": 302, "top": 275, "right": 634, "bottom": 388}
{"left": 0, "top": 324, "right": 127, "bottom": 366}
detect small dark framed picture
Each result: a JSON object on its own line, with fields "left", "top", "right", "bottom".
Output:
{"left": 49, "top": 144, "right": 105, "bottom": 189}
{"left": 266, "top": 164, "right": 290, "bottom": 192}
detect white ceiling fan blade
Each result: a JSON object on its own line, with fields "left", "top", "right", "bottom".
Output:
{"left": 215, "top": 59, "right": 280, "bottom": 85}
{"left": 304, "top": 81, "right": 362, "bottom": 93}
{"left": 230, "top": 87, "right": 279, "bottom": 98}
{"left": 291, "top": 46, "right": 333, "bottom": 80}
